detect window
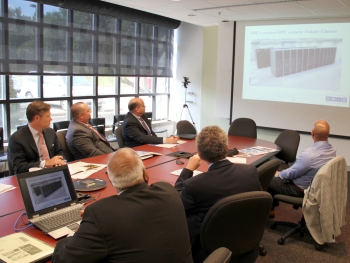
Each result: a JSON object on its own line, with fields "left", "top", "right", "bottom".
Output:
{"left": 1, "top": 2, "right": 171, "bottom": 139}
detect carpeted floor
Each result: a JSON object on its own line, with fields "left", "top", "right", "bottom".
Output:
{"left": 256, "top": 174, "right": 350, "bottom": 263}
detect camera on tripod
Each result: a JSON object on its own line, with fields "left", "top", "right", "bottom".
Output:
{"left": 182, "top": 77, "right": 190, "bottom": 88}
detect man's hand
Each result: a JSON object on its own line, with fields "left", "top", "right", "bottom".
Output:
{"left": 166, "top": 136, "right": 179, "bottom": 144}
{"left": 186, "top": 154, "right": 201, "bottom": 171}
{"left": 45, "top": 156, "right": 66, "bottom": 167}
{"left": 274, "top": 171, "right": 280, "bottom": 177}
{"left": 79, "top": 207, "right": 85, "bottom": 218}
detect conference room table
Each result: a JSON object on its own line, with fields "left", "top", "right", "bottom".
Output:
{"left": 0, "top": 136, "right": 279, "bottom": 249}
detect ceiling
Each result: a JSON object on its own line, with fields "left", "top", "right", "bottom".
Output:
{"left": 102, "top": 0, "right": 350, "bottom": 27}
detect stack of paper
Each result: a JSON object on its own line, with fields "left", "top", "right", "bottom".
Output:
{"left": 135, "top": 151, "right": 162, "bottom": 160}
{"left": 0, "top": 183, "right": 15, "bottom": 194}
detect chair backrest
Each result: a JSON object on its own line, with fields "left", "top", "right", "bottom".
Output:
{"left": 228, "top": 118, "right": 257, "bottom": 138}
{"left": 8, "top": 161, "right": 14, "bottom": 176}
{"left": 115, "top": 126, "right": 124, "bottom": 148}
{"left": 257, "top": 159, "right": 281, "bottom": 191}
{"left": 176, "top": 120, "right": 197, "bottom": 134}
{"left": 274, "top": 130, "right": 300, "bottom": 164}
{"left": 200, "top": 191, "right": 272, "bottom": 258}
{"left": 112, "top": 114, "right": 126, "bottom": 134}
{"left": 203, "top": 247, "right": 232, "bottom": 263}
{"left": 16, "top": 124, "right": 27, "bottom": 131}
{"left": 90, "top": 117, "right": 106, "bottom": 137}
{"left": 145, "top": 112, "right": 153, "bottom": 120}
{"left": 53, "top": 120, "right": 70, "bottom": 132}
{"left": 56, "top": 130, "right": 74, "bottom": 162}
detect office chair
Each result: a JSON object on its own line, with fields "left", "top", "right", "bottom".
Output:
{"left": 257, "top": 159, "right": 281, "bottom": 191}
{"left": 176, "top": 120, "right": 197, "bottom": 134}
{"left": 56, "top": 130, "right": 75, "bottom": 162}
{"left": 274, "top": 130, "right": 300, "bottom": 171}
{"left": 112, "top": 114, "right": 126, "bottom": 134}
{"left": 53, "top": 121, "right": 70, "bottom": 132}
{"left": 115, "top": 126, "right": 124, "bottom": 148}
{"left": 89, "top": 117, "right": 106, "bottom": 137}
{"left": 271, "top": 156, "right": 347, "bottom": 250}
{"left": 200, "top": 191, "right": 272, "bottom": 263}
{"left": 145, "top": 112, "right": 167, "bottom": 135}
{"left": 16, "top": 124, "right": 27, "bottom": 131}
{"left": 228, "top": 118, "right": 257, "bottom": 139}
{"left": 203, "top": 247, "right": 232, "bottom": 263}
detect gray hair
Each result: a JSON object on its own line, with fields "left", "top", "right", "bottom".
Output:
{"left": 196, "top": 126, "right": 228, "bottom": 163}
{"left": 107, "top": 148, "right": 145, "bottom": 191}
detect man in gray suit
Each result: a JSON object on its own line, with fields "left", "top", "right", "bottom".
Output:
{"left": 8, "top": 101, "right": 66, "bottom": 174}
{"left": 66, "top": 102, "right": 114, "bottom": 159}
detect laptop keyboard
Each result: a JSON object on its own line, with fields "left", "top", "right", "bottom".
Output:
{"left": 36, "top": 205, "right": 82, "bottom": 232}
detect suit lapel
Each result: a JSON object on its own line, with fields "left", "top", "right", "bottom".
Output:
{"left": 24, "top": 126, "right": 40, "bottom": 158}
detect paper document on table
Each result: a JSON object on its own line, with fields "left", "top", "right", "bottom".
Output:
{"left": 226, "top": 157, "right": 246, "bottom": 164}
{"left": 153, "top": 144, "right": 178, "bottom": 148}
{"left": 239, "top": 146, "right": 277, "bottom": 156}
{"left": 68, "top": 162, "right": 106, "bottom": 179}
{"left": 135, "top": 150, "right": 162, "bottom": 160}
{"left": 0, "top": 183, "right": 15, "bottom": 194}
{"left": 171, "top": 169, "right": 202, "bottom": 176}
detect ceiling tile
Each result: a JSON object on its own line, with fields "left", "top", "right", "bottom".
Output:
{"left": 278, "top": 9, "right": 319, "bottom": 17}
{"left": 204, "top": 0, "right": 251, "bottom": 5}
{"left": 227, "top": 5, "right": 275, "bottom": 13}
{"left": 298, "top": 0, "right": 345, "bottom": 9}
{"left": 198, "top": 8, "right": 240, "bottom": 16}
{"left": 313, "top": 8, "right": 350, "bottom": 15}
{"left": 263, "top": 2, "right": 308, "bottom": 12}
{"left": 176, "top": 1, "right": 216, "bottom": 9}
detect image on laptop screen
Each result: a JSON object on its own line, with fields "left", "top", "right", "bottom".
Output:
{"left": 25, "top": 170, "right": 72, "bottom": 212}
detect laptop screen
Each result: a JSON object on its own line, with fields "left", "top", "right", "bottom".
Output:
{"left": 17, "top": 165, "right": 78, "bottom": 219}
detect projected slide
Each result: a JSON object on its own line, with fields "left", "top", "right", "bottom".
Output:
{"left": 243, "top": 23, "right": 350, "bottom": 107}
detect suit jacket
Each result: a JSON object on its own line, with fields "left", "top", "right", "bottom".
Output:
{"left": 7, "top": 125, "right": 64, "bottom": 174}
{"left": 122, "top": 112, "right": 163, "bottom": 147}
{"left": 303, "top": 156, "right": 347, "bottom": 245}
{"left": 174, "top": 160, "right": 262, "bottom": 261}
{"left": 52, "top": 182, "right": 193, "bottom": 263}
{"left": 66, "top": 120, "right": 114, "bottom": 160}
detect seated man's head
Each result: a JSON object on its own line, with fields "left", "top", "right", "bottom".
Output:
{"left": 312, "top": 120, "right": 330, "bottom": 142}
{"left": 196, "top": 126, "right": 228, "bottom": 163}
{"left": 107, "top": 148, "right": 148, "bottom": 192}
{"left": 128, "top": 98, "right": 146, "bottom": 117}
{"left": 71, "top": 102, "right": 91, "bottom": 124}
{"left": 26, "top": 101, "right": 52, "bottom": 130}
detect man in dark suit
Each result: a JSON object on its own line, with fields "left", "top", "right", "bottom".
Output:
{"left": 66, "top": 102, "right": 114, "bottom": 159}
{"left": 122, "top": 97, "right": 179, "bottom": 147}
{"left": 52, "top": 148, "right": 193, "bottom": 263}
{"left": 8, "top": 101, "right": 66, "bottom": 174}
{"left": 175, "top": 125, "right": 262, "bottom": 263}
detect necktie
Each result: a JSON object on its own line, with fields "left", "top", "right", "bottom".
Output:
{"left": 38, "top": 131, "right": 50, "bottom": 160}
{"left": 87, "top": 124, "right": 107, "bottom": 142}
{"left": 139, "top": 118, "right": 152, "bottom": 136}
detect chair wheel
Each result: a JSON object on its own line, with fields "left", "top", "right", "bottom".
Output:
{"left": 270, "top": 223, "right": 277, "bottom": 230}
{"left": 259, "top": 246, "right": 267, "bottom": 256}
{"left": 278, "top": 238, "right": 285, "bottom": 245}
{"left": 315, "top": 244, "right": 323, "bottom": 250}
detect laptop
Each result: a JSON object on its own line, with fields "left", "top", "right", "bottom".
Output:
{"left": 17, "top": 165, "right": 83, "bottom": 239}
{"left": 176, "top": 133, "right": 197, "bottom": 140}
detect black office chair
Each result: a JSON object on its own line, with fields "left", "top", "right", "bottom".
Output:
{"left": 115, "top": 126, "right": 124, "bottom": 148}
{"left": 271, "top": 156, "right": 347, "bottom": 250}
{"left": 16, "top": 124, "right": 27, "bottom": 131}
{"left": 89, "top": 117, "right": 106, "bottom": 137}
{"left": 200, "top": 191, "right": 272, "bottom": 263}
{"left": 112, "top": 114, "right": 126, "bottom": 135}
{"left": 274, "top": 130, "right": 300, "bottom": 171}
{"left": 228, "top": 118, "right": 257, "bottom": 138}
{"left": 176, "top": 120, "right": 197, "bottom": 134}
{"left": 56, "top": 130, "right": 74, "bottom": 162}
{"left": 53, "top": 121, "right": 70, "bottom": 132}
{"left": 203, "top": 247, "right": 232, "bottom": 263}
{"left": 145, "top": 112, "right": 167, "bottom": 135}
{"left": 257, "top": 159, "right": 281, "bottom": 191}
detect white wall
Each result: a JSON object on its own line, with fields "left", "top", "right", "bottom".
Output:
{"left": 171, "top": 22, "right": 204, "bottom": 132}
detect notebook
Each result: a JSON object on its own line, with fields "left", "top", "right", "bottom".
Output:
{"left": 175, "top": 133, "right": 197, "bottom": 140}
{"left": 17, "top": 165, "right": 83, "bottom": 239}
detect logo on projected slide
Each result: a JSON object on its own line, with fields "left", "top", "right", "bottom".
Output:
{"left": 326, "top": 96, "right": 347, "bottom": 103}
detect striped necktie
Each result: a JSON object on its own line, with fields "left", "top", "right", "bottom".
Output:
{"left": 38, "top": 131, "right": 50, "bottom": 160}
{"left": 139, "top": 118, "right": 152, "bottom": 136}
{"left": 87, "top": 124, "right": 107, "bottom": 142}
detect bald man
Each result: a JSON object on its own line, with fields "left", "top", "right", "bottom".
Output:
{"left": 122, "top": 98, "right": 179, "bottom": 147}
{"left": 52, "top": 148, "right": 193, "bottom": 263}
{"left": 66, "top": 102, "right": 114, "bottom": 159}
{"left": 268, "top": 120, "right": 336, "bottom": 215}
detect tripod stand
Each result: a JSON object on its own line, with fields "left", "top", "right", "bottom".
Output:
{"left": 179, "top": 82, "right": 195, "bottom": 126}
